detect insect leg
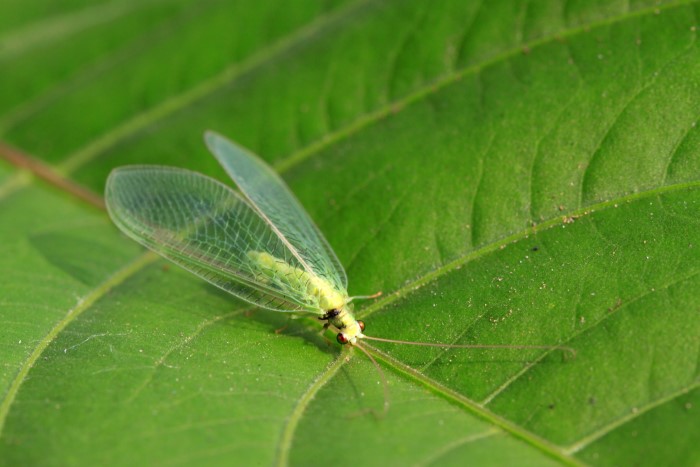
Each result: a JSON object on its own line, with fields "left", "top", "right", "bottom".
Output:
{"left": 347, "top": 291, "right": 382, "bottom": 303}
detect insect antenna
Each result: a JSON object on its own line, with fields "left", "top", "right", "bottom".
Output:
{"left": 354, "top": 343, "right": 390, "bottom": 418}
{"left": 361, "top": 335, "right": 576, "bottom": 359}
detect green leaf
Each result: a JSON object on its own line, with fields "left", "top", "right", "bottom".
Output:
{"left": 1, "top": 0, "right": 699, "bottom": 465}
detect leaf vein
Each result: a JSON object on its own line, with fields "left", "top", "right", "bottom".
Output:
{"left": 563, "top": 380, "right": 700, "bottom": 454}
{"left": 0, "top": 251, "right": 158, "bottom": 437}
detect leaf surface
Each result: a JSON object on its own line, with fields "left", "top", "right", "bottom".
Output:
{"left": 1, "top": 1, "right": 699, "bottom": 465}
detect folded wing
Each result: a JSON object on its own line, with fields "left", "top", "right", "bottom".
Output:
{"left": 105, "top": 166, "right": 328, "bottom": 313}
{"left": 205, "top": 131, "right": 348, "bottom": 293}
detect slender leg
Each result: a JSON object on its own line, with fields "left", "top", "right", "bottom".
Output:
{"left": 347, "top": 291, "right": 383, "bottom": 303}
{"left": 274, "top": 317, "right": 291, "bottom": 334}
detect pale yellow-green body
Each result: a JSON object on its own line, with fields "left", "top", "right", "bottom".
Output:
{"left": 247, "top": 251, "right": 364, "bottom": 343}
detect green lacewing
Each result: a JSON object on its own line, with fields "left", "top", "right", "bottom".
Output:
{"left": 106, "top": 131, "right": 371, "bottom": 345}
{"left": 105, "top": 131, "right": 573, "bottom": 405}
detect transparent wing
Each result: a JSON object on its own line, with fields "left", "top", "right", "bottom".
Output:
{"left": 105, "top": 166, "right": 327, "bottom": 313}
{"left": 204, "top": 131, "right": 348, "bottom": 292}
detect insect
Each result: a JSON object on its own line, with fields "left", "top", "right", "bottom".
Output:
{"left": 106, "top": 131, "right": 375, "bottom": 346}
{"left": 105, "top": 131, "right": 573, "bottom": 408}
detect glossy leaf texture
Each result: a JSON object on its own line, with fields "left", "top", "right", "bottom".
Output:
{"left": 1, "top": 1, "right": 699, "bottom": 466}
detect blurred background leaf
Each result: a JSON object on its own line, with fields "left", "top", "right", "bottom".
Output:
{"left": 1, "top": 0, "right": 699, "bottom": 465}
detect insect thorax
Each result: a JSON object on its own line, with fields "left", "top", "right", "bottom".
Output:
{"left": 247, "top": 251, "right": 347, "bottom": 311}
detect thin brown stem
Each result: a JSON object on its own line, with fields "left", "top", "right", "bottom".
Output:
{"left": 0, "top": 142, "right": 105, "bottom": 209}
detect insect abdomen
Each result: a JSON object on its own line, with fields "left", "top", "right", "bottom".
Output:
{"left": 247, "top": 251, "right": 345, "bottom": 310}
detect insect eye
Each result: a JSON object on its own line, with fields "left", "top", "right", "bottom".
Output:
{"left": 336, "top": 333, "right": 349, "bottom": 345}
{"left": 357, "top": 320, "right": 365, "bottom": 332}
